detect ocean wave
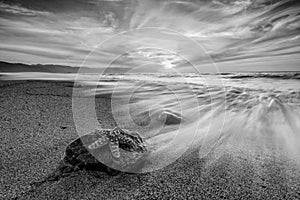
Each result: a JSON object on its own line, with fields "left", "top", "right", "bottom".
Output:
{"left": 95, "top": 77, "right": 300, "bottom": 170}
{"left": 3, "top": 72, "right": 300, "bottom": 169}
{"left": 222, "top": 72, "right": 300, "bottom": 80}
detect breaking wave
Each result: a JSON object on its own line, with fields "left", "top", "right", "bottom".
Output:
{"left": 2, "top": 72, "right": 300, "bottom": 171}
{"left": 79, "top": 72, "right": 300, "bottom": 171}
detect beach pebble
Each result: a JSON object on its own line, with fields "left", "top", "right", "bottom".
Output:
{"left": 158, "top": 110, "right": 182, "bottom": 125}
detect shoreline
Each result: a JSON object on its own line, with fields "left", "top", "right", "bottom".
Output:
{"left": 1, "top": 80, "right": 299, "bottom": 199}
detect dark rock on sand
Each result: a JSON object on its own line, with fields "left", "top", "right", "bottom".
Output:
{"left": 158, "top": 110, "right": 182, "bottom": 125}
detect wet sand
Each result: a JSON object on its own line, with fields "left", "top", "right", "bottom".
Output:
{"left": 0, "top": 80, "right": 300, "bottom": 200}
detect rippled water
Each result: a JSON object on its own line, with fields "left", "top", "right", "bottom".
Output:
{"left": 89, "top": 72, "right": 300, "bottom": 169}
{"left": 2, "top": 72, "right": 300, "bottom": 170}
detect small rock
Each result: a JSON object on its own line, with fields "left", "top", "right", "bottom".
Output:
{"left": 158, "top": 110, "right": 182, "bottom": 125}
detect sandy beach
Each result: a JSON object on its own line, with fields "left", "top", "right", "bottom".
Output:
{"left": 1, "top": 80, "right": 300, "bottom": 200}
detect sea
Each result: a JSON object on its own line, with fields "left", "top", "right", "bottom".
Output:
{"left": 1, "top": 72, "right": 300, "bottom": 171}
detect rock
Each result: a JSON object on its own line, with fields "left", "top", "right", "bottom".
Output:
{"left": 158, "top": 110, "right": 182, "bottom": 125}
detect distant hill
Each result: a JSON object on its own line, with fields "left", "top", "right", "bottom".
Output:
{"left": 0, "top": 61, "right": 83, "bottom": 73}
{"left": 0, "top": 61, "right": 136, "bottom": 74}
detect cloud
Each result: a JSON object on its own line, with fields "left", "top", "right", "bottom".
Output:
{"left": 0, "top": 0, "right": 299, "bottom": 72}
{"left": 0, "top": 2, "right": 49, "bottom": 16}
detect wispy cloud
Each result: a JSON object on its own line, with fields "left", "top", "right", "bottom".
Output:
{"left": 0, "top": 0, "right": 299, "bottom": 71}
{"left": 0, "top": 2, "right": 49, "bottom": 16}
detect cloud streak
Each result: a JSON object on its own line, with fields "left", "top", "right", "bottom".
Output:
{"left": 0, "top": 2, "right": 50, "bottom": 16}
{"left": 0, "top": 0, "right": 299, "bottom": 71}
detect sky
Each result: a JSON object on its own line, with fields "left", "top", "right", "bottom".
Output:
{"left": 0, "top": 0, "right": 300, "bottom": 72}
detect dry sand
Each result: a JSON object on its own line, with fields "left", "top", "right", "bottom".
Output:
{"left": 0, "top": 80, "right": 300, "bottom": 200}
